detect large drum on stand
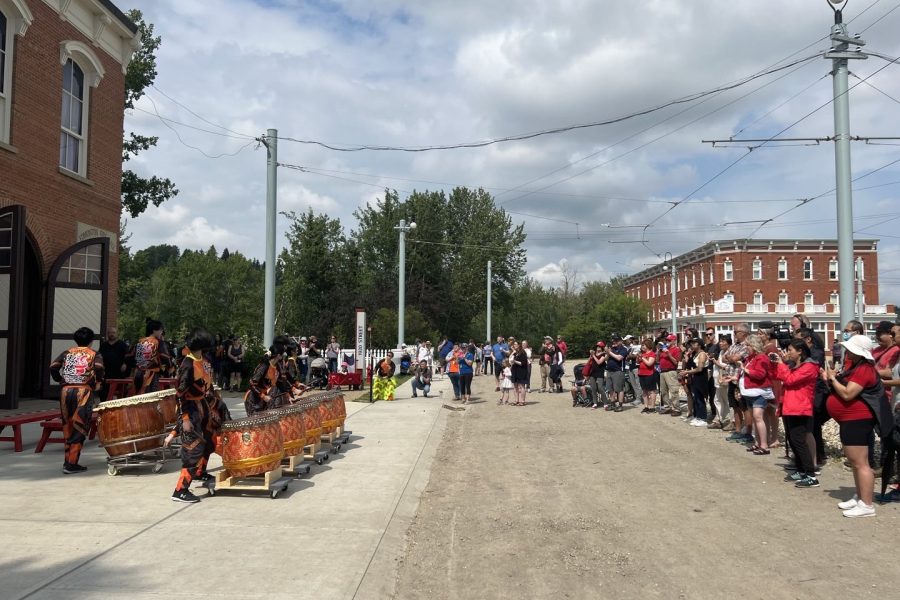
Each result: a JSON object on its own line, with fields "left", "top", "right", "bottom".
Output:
{"left": 266, "top": 403, "right": 307, "bottom": 458}
{"left": 332, "top": 392, "right": 347, "bottom": 429}
{"left": 94, "top": 393, "right": 167, "bottom": 457}
{"left": 298, "top": 399, "right": 322, "bottom": 447}
{"left": 157, "top": 392, "right": 178, "bottom": 428}
{"left": 220, "top": 413, "right": 284, "bottom": 478}
{"left": 317, "top": 393, "right": 338, "bottom": 434}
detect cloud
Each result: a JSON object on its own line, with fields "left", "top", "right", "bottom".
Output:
{"left": 122, "top": 0, "right": 900, "bottom": 304}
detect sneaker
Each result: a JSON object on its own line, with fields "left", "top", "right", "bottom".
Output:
{"left": 842, "top": 502, "right": 875, "bottom": 518}
{"left": 837, "top": 495, "right": 859, "bottom": 510}
{"left": 722, "top": 423, "right": 735, "bottom": 432}
{"left": 876, "top": 489, "right": 900, "bottom": 503}
{"left": 604, "top": 404, "right": 613, "bottom": 411}
{"left": 707, "top": 421, "right": 723, "bottom": 429}
{"left": 784, "top": 471, "right": 805, "bottom": 482}
{"left": 62, "top": 463, "right": 87, "bottom": 474}
{"left": 614, "top": 404, "right": 623, "bottom": 412}
{"left": 725, "top": 432, "right": 743, "bottom": 441}
{"left": 172, "top": 489, "right": 201, "bottom": 504}
{"left": 194, "top": 472, "right": 214, "bottom": 482}
{"left": 795, "top": 476, "right": 820, "bottom": 488}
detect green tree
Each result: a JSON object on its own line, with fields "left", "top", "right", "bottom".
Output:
{"left": 121, "top": 9, "right": 177, "bottom": 217}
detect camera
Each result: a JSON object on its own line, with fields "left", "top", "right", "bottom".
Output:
{"left": 758, "top": 320, "right": 792, "bottom": 350}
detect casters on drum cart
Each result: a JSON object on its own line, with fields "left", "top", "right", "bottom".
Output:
{"left": 203, "top": 480, "right": 216, "bottom": 497}
{"left": 314, "top": 450, "right": 328, "bottom": 465}
{"left": 295, "top": 464, "right": 311, "bottom": 476}
{"left": 108, "top": 464, "right": 118, "bottom": 476}
{"left": 338, "top": 431, "right": 351, "bottom": 445}
{"left": 271, "top": 483, "right": 288, "bottom": 499}
{"left": 329, "top": 442, "right": 342, "bottom": 454}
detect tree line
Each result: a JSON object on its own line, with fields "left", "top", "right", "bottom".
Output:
{"left": 117, "top": 187, "right": 653, "bottom": 359}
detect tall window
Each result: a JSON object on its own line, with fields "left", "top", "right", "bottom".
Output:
{"left": 700, "top": 268, "right": 705, "bottom": 286}
{"left": 777, "top": 258, "right": 788, "bottom": 280}
{"left": 828, "top": 259, "right": 838, "bottom": 280}
{"left": 854, "top": 258, "right": 865, "bottom": 281}
{"left": 0, "top": 9, "right": 9, "bottom": 143}
{"left": 778, "top": 292, "right": 788, "bottom": 305}
{"left": 691, "top": 270, "right": 696, "bottom": 288}
{"left": 829, "top": 292, "right": 839, "bottom": 305}
{"left": 803, "top": 259, "right": 813, "bottom": 280}
{"left": 710, "top": 263, "right": 714, "bottom": 283}
{"left": 723, "top": 259, "right": 733, "bottom": 281}
{"left": 60, "top": 59, "right": 85, "bottom": 173}
{"left": 804, "top": 292, "right": 814, "bottom": 305}
{"left": 752, "top": 292, "right": 764, "bottom": 305}
{"left": 56, "top": 243, "right": 103, "bottom": 284}
{"left": 752, "top": 259, "right": 762, "bottom": 280}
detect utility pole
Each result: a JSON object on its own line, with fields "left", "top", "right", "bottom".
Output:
{"left": 395, "top": 219, "right": 416, "bottom": 348}
{"left": 825, "top": 1, "right": 866, "bottom": 326}
{"left": 663, "top": 252, "right": 677, "bottom": 338}
{"left": 855, "top": 256, "right": 865, "bottom": 326}
{"left": 264, "top": 128, "right": 277, "bottom": 348}
{"left": 486, "top": 261, "right": 492, "bottom": 342}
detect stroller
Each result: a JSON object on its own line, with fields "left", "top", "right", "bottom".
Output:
{"left": 399, "top": 353, "right": 412, "bottom": 375}
{"left": 308, "top": 357, "right": 329, "bottom": 389}
{"left": 571, "top": 363, "right": 593, "bottom": 407}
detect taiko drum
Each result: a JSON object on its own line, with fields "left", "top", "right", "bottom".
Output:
{"left": 298, "top": 399, "right": 322, "bottom": 446}
{"left": 220, "top": 413, "right": 284, "bottom": 478}
{"left": 157, "top": 392, "right": 178, "bottom": 427}
{"left": 95, "top": 395, "right": 166, "bottom": 457}
{"left": 266, "top": 403, "right": 307, "bottom": 458}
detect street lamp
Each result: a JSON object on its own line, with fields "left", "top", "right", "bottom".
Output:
{"left": 395, "top": 219, "right": 416, "bottom": 348}
{"left": 661, "top": 252, "right": 677, "bottom": 339}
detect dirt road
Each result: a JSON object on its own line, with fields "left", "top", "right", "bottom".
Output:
{"left": 393, "top": 372, "right": 899, "bottom": 599}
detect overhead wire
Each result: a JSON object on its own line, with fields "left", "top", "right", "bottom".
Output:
{"left": 143, "top": 96, "right": 260, "bottom": 158}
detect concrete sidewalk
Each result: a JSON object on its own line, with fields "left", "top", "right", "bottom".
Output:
{"left": 0, "top": 375, "right": 453, "bottom": 600}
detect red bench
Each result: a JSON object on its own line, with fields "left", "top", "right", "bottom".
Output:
{"left": 34, "top": 416, "right": 98, "bottom": 453}
{"left": 0, "top": 410, "right": 60, "bottom": 452}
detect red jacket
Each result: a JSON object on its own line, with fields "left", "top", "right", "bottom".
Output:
{"left": 774, "top": 360, "right": 818, "bottom": 416}
{"left": 742, "top": 353, "right": 772, "bottom": 389}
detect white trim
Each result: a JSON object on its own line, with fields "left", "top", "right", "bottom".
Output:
{"left": 59, "top": 57, "right": 90, "bottom": 176}
{"left": 44, "top": 0, "right": 138, "bottom": 72}
{"left": 1, "top": 0, "right": 32, "bottom": 35}
{"left": 59, "top": 40, "right": 105, "bottom": 87}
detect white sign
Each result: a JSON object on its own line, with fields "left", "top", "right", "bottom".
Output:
{"left": 714, "top": 298, "right": 734, "bottom": 313}
{"left": 354, "top": 308, "right": 367, "bottom": 374}
{"left": 76, "top": 222, "right": 117, "bottom": 253}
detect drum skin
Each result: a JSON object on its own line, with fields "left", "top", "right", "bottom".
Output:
{"left": 158, "top": 394, "right": 178, "bottom": 427}
{"left": 220, "top": 414, "right": 284, "bottom": 478}
{"left": 266, "top": 404, "right": 307, "bottom": 458}
{"left": 299, "top": 400, "right": 322, "bottom": 446}
{"left": 96, "top": 398, "right": 166, "bottom": 457}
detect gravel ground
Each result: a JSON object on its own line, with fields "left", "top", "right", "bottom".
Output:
{"left": 392, "top": 373, "right": 899, "bottom": 600}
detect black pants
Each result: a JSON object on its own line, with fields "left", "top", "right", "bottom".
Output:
{"left": 784, "top": 415, "right": 816, "bottom": 474}
{"left": 459, "top": 373, "right": 473, "bottom": 396}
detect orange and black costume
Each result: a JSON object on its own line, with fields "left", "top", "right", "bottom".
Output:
{"left": 244, "top": 357, "right": 289, "bottom": 415}
{"left": 127, "top": 335, "right": 172, "bottom": 395}
{"left": 173, "top": 354, "right": 214, "bottom": 493}
{"left": 49, "top": 346, "right": 105, "bottom": 468}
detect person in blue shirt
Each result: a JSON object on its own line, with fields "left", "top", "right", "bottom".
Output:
{"left": 492, "top": 336, "right": 510, "bottom": 392}
{"left": 458, "top": 344, "right": 476, "bottom": 404}
{"left": 605, "top": 334, "right": 630, "bottom": 412}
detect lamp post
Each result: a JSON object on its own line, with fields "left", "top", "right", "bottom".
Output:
{"left": 395, "top": 219, "right": 416, "bottom": 348}
{"left": 662, "top": 252, "right": 677, "bottom": 339}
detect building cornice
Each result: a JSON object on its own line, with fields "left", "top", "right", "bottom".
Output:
{"left": 42, "top": 0, "right": 138, "bottom": 73}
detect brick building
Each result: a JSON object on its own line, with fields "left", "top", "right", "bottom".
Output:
{"left": 0, "top": 0, "right": 137, "bottom": 407}
{"left": 622, "top": 239, "right": 894, "bottom": 344}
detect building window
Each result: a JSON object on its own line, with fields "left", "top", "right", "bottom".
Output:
{"left": 0, "top": 212, "right": 11, "bottom": 267}
{"left": 700, "top": 269, "right": 705, "bottom": 286}
{"left": 0, "top": 8, "right": 9, "bottom": 143}
{"left": 804, "top": 292, "right": 814, "bottom": 305}
{"left": 777, "top": 258, "right": 788, "bottom": 280}
{"left": 752, "top": 259, "right": 762, "bottom": 280}
{"left": 691, "top": 270, "right": 696, "bottom": 288}
{"left": 829, "top": 292, "right": 839, "bottom": 305}
{"left": 60, "top": 59, "right": 86, "bottom": 173}
{"left": 724, "top": 292, "right": 734, "bottom": 303}
{"left": 778, "top": 292, "right": 788, "bottom": 305}
{"left": 828, "top": 259, "right": 838, "bottom": 280}
{"left": 710, "top": 263, "right": 715, "bottom": 284}
{"left": 855, "top": 258, "right": 865, "bottom": 281}
{"left": 56, "top": 244, "right": 103, "bottom": 284}
{"left": 753, "top": 292, "right": 763, "bottom": 305}
{"left": 803, "top": 259, "right": 813, "bottom": 280}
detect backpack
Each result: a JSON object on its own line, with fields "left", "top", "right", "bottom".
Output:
{"left": 580, "top": 362, "right": 591, "bottom": 378}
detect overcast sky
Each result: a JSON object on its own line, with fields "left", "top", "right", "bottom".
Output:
{"left": 122, "top": 0, "right": 900, "bottom": 303}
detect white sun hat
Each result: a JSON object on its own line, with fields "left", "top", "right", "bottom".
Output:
{"left": 840, "top": 334, "right": 874, "bottom": 362}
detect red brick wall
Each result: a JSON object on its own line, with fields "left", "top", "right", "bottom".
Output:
{"left": 0, "top": 0, "right": 124, "bottom": 328}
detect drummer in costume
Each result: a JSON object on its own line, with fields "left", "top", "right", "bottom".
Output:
{"left": 126, "top": 318, "right": 172, "bottom": 395}
{"left": 244, "top": 335, "right": 291, "bottom": 416}
{"left": 284, "top": 341, "right": 309, "bottom": 401}
{"left": 49, "top": 327, "right": 105, "bottom": 474}
{"left": 372, "top": 352, "right": 397, "bottom": 401}
{"left": 171, "top": 328, "right": 216, "bottom": 504}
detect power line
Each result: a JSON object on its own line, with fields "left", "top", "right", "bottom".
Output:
{"left": 150, "top": 85, "right": 256, "bottom": 139}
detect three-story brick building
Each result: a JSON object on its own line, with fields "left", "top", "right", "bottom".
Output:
{"left": 622, "top": 239, "right": 894, "bottom": 344}
{"left": 0, "top": 0, "right": 137, "bottom": 407}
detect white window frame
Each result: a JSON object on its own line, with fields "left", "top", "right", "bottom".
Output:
{"left": 829, "top": 292, "right": 839, "bottom": 305}
{"left": 723, "top": 259, "right": 733, "bottom": 281}
{"left": 58, "top": 40, "right": 105, "bottom": 177}
{"left": 0, "top": 0, "right": 32, "bottom": 144}
{"left": 803, "top": 259, "right": 813, "bottom": 281}
{"left": 724, "top": 292, "right": 735, "bottom": 303}
{"left": 752, "top": 292, "right": 764, "bottom": 306}
{"left": 752, "top": 258, "right": 762, "bottom": 280}
{"left": 828, "top": 259, "right": 838, "bottom": 280}
{"left": 691, "top": 271, "right": 696, "bottom": 288}
{"left": 777, "top": 258, "right": 788, "bottom": 281}
{"left": 854, "top": 258, "right": 865, "bottom": 281}
{"left": 60, "top": 58, "right": 86, "bottom": 174}
{"left": 778, "top": 292, "right": 788, "bottom": 305}
{"left": 700, "top": 269, "right": 705, "bottom": 286}
{"left": 804, "top": 292, "right": 814, "bottom": 305}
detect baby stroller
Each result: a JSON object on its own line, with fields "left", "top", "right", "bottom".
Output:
{"left": 571, "top": 363, "right": 593, "bottom": 407}
{"left": 399, "top": 353, "right": 412, "bottom": 375}
{"left": 309, "top": 357, "right": 329, "bottom": 389}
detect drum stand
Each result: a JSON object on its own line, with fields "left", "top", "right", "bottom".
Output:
{"left": 303, "top": 440, "right": 329, "bottom": 465}
{"left": 281, "top": 454, "right": 311, "bottom": 477}
{"left": 102, "top": 434, "right": 167, "bottom": 476}
{"left": 204, "top": 467, "right": 291, "bottom": 499}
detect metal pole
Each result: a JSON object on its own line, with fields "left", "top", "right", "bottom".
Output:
{"left": 855, "top": 256, "right": 864, "bottom": 325}
{"left": 671, "top": 265, "right": 677, "bottom": 339}
{"left": 397, "top": 219, "right": 406, "bottom": 348}
{"left": 264, "top": 128, "right": 277, "bottom": 348}
{"left": 486, "top": 260, "right": 492, "bottom": 342}
{"left": 826, "top": 9, "right": 866, "bottom": 326}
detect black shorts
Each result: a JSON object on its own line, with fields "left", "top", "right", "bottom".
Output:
{"left": 727, "top": 383, "right": 739, "bottom": 409}
{"left": 838, "top": 418, "right": 876, "bottom": 446}
{"left": 639, "top": 374, "right": 658, "bottom": 392}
